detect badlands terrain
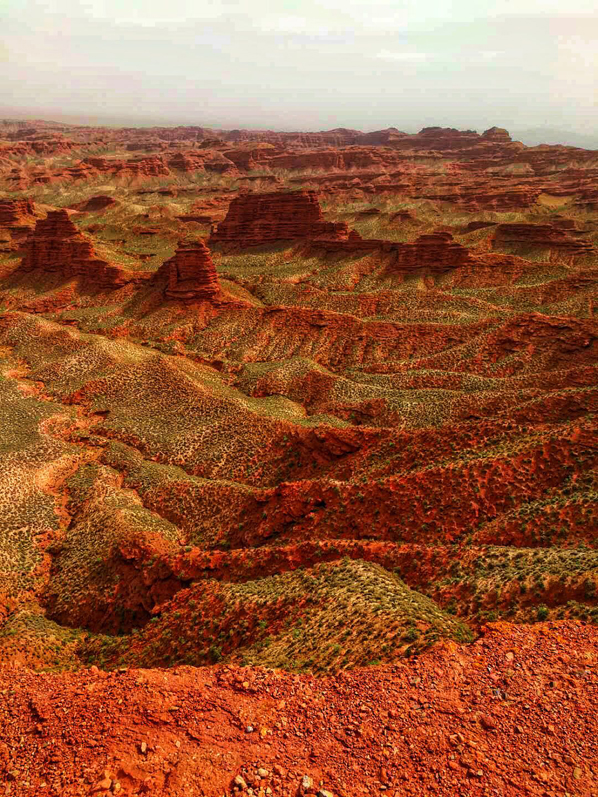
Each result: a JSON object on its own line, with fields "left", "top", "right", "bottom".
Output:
{"left": 0, "top": 119, "right": 596, "bottom": 795}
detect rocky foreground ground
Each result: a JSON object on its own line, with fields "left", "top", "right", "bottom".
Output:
{"left": 0, "top": 622, "right": 596, "bottom": 797}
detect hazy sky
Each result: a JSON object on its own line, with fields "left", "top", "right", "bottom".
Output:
{"left": 2, "top": 0, "right": 597, "bottom": 134}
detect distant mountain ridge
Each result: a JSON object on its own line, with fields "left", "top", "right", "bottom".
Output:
{"left": 0, "top": 110, "right": 596, "bottom": 150}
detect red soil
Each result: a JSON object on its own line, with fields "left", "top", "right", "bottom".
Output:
{"left": 0, "top": 622, "right": 595, "bottom": 797}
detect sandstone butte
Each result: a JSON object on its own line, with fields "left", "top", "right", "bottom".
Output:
{"left": 210, "top": 192, "right": 475, "bottom": 275}
{"left": 209, "top": 190, "right": 351, "bottom": 246}
{"left": 315, "top": 230, "right": 474, "bottom": 274}
{"left": 493, "top": 222, "right": 595, "bottom": 259}
{"left": 17, "top": 208, "right": 149, "bottom": 290}
{"left": 153, "top": 239, "right": 221, "bottom": 303}
{"left": 0, "top": 118, "right": 596, "bottom": 797}
{"left": 0, "top": 198, "right": 38, "bottom": 254}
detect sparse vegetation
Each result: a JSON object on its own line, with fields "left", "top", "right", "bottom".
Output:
{"left": 0, "top": 124, "right": 596, "bottom": 674}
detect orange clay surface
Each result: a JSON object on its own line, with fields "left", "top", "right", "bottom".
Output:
{"left": 0, "top": 623, "right": 596, "bottom": 796}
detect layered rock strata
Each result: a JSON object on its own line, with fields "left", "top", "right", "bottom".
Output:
{"left": 82, "top": 156, "right": 170, "bottom": 177}
{"left": 153, "top": 239, "right": 221, "bottom": 302}
{"left": 19, "top": 210, "right": 148, "bottom": 289}
{"left": 493, "top": 223, "right": 594, "bottom": 258}
{"left": 0, "top": 198, "right": 37, "bottom": 231}
{"left": 315, "top": 230, "right": 474, "bottom": 274}
{"left": 210, "top": 190, "right": 350, "bottom": 246}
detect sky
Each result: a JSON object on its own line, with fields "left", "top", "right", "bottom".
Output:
{"left": 1, "top": 0, "right": 598, "bottom": 137}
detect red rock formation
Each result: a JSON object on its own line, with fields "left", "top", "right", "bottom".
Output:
{"left": 514, "top": 144, "right": 598, "bottom": 175}
{"left": 389, "top": 209, "right": 418, "bottom": 224}
{"left": 393, "top": 232, "right": 473, "bottom": 271}
{"left": 20, "top": 210, "right": 93, "bottom": 275}
{"left": 210, "top": 190, "right": 477, "bottom": 271}
{"left": 78, "top": 195, "right": 119, "bottom": 212}
{"left": 315, "top": 229, "right": 474, "bottom": 273}
{"left": 210, "top": 190, "right": 350, "bottom": 246}
{"left": 19, "top": 209, "right": 148, "bottom": 289}
{"left": 482, "top": 126, "right": 512, "bottom": 142}
{"left": 125, "top": 139, "right": 167, "bottom": 152}
{"left": 421, "top": 180, "right": 545, "bottom": 211}
{"left": 360, "top": 127, "right": 408, "bottom": 145}
{"left": 198, "top": 137, "right": 226, "bottom": 148}
{"left": 0, "top": 198, "right": 39, "bottom": 252}
{"left": 0, "top": 198, "right": 37, "bottom": 232}
{"left": 265, "top": 146, "right": 402, "bottom": 172}
{"left": 82, "top": 155, "right": 170, "bottom": 177}
{"left": 493, "top": 223, "right": 594, "bottom": 258}
{"left": 0, "top": 139, "right": 77, "bottom": 157}
{"left": 393, "top": 127, "right": 481, "bottom": 152}
{"left": 222, "top": 145, "right": 278, "bottom": 170}
{"left": 118, "top": 125, "right": 213, "bottom": 142}
{"left": 3, "top": 166, "right": 29, "bottom": 191}
{"left": 202, "top": 152, "right": 238, "bottom": 174}
{"left": 464, "top": 220, "right": 498, "bottom": 232}
{"left": 153, "top": 239, "right": 221, "bottom": 302}
{"left": 224, "top": 127, "right": 364, "bottom": 147}
{"left": 167, "top": 151, "right": 206, "bottom": 172}
{"left": 548, "top": 215, "right": 578, "bottom": 230}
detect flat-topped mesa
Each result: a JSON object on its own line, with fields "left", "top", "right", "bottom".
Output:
{"left": 493, "top": 223, "right": 595, "bottom": 258}
{"left": 210, "top": 190, "right": 350, "bottom": 247}
{"left": 482, "top": 127, "right": 512, "bottom": 142}
{"left": 360, "top": 127, "right": 409, "bottom": 145}
{"left": 223, "top": 127, "right": 363, "bottom": 147}
{"left": 393, "top": 127, "right": 481, "bottom": 152}
{"left": 154, "top": 239, "right": 221, "bottom": 303}
{"left": 19, "top": 209, "right": 147, "bottom": 289}
{"left": 394, "top": 232, "right": 474, "bottom": 271}
{"left": 314, "top": 230, "right": 474, "bottom": 274}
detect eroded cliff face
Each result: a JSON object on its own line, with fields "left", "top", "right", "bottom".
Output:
{"left": 210, "top": 190, "right": 350, "bottom": 246}
{"left": 82, "top": 155, "right": 171, "bottom": 178}
{"left": 493, "top": 223, "right": 595, "bottom": 259}
{"left": 313, "top": 230, "right": 474, "bottom": 273}
{"left": 0, "top": 198, "right": 39, "bottom": 253}
{"left": 153, "top": 239, "right": 221, "bottom": 303}
{"left": 20, "top": 210, "right": 98, "bottom": 274}
{"left": 18, "top": 209, "right": 148, "bottom": 290}
{"left": 0, "top": 198, "right": 37, "bottom": 229}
